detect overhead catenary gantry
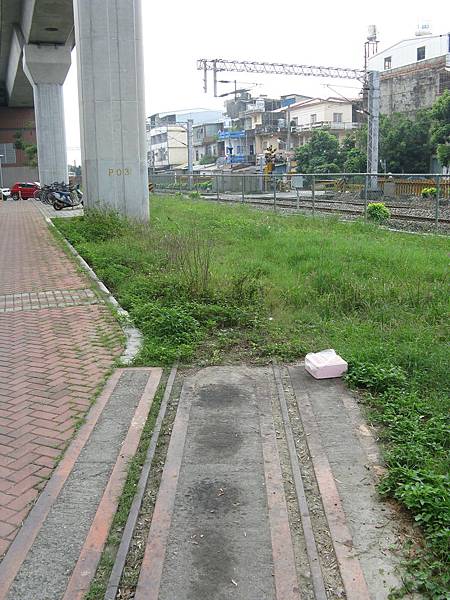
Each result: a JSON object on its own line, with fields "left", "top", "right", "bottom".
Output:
{"left": 197, "top": 58, "right": 379, "bottom": 186}
{"left": 198, "top": 58, "right": 365, "bottom": 95}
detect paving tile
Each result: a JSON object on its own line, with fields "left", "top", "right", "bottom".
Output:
{"left": 0, "top": 202, "right": 123, "bottom": 555}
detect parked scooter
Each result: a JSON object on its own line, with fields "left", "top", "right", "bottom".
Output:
{"left": 50, "top": 183, "right": 83, "bottom": 211}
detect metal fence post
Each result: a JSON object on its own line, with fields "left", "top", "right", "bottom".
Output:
{"left": 364, "top": 174, "right": 368, "bottom": 221}
{"left": 312, "top": 175, "right": 315, "bottom": 216}
{"left": 296, "top": 187, "right": 300, "bottom": 210}
{"left": 241, "top": 175, "right": 245, "bottom": 203}
{"left": 435, "top": 176, "right": 440, "bottom": 232}
{"left": 216, "top": 174, "right": 220, "bottom": 202}
{"left": 273, "top": 176, "right": 277, "bottom": 209}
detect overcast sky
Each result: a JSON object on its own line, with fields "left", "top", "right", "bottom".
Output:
{"left": 63, "top": 1, "right": 448, "bottom": 163}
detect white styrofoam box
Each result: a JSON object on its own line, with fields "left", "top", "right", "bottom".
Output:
{"left": 304, "top": 349, "right": 348, "bottom": 379}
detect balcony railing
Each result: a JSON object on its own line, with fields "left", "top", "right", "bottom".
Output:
{"left": 292, "top": 121, "right": 361, "bottom": 132}
{"left": 194, "top": 135, "right": 221, "bottom": 146}
{"left": 255, "top": 123, "right": 287, "bottom": 134}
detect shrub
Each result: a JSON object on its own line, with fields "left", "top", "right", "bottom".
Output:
{"left": 199, "top": 155, "right": 217, "bottom": 165}
{"left": 131, "top": 302, "right": 201, "bottom": 345}
{"left": 197, "top": 180, "right": 212, "bottom": 191}
{"left": 65, "top": 209, "right": 131, "bottom": 242}
{"left": 367, "top": 202, "right": 390, "bottom": 223}
{"left": 345, "top": 361, "right": 407, "bottom": 393}
{"left": 421, "top": 187, "right": 437, "bottom": 199}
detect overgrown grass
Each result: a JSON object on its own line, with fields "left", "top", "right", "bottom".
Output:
{"left": 55, "top": 197, "right": 449, "bottom": 598}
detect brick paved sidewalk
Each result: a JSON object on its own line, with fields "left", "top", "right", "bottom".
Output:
{"left": 0, "top": 201, "right": 123, "bottom": 557}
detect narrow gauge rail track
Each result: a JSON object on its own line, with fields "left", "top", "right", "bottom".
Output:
{"left": 272, "top": 363, "right": 371, "bottom": 600}
{"left": 104, "top": 366, "right": 178, "bottom": 600}
{"left": 154, "top": 189, "right": 449, "bottom": 225}
{"left": 242, "top": 194, "right": 446, "bottom": 212}
{"left": 216, "top": 196, "right": 449, "bottom": 224}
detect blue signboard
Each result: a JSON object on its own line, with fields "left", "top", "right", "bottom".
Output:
{"left": 226, "top": 155, "right": 246, "bottom": 164}
{"left": 218, "top": 130, "right": 246, "bottom": 140}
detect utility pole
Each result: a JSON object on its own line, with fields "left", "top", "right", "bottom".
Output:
{"left": 213, "top": 60, "right": 218, "bottom": 97}
{"left": 0, "top": 154, "right": 4, "bottom": 190}
{"left": 286, "top": 106, "right": 292, "bottom": 172}
{"left": 366, "top": 71, "right": 380, "bottom": 190}
{"left": 187, "top": 119, "right": 194, "bottom": 188}
{"left": 148, "top": 124, "right": 154, "bottom": 174}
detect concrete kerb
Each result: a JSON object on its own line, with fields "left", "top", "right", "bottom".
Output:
{"left": 45, "top": 217, "right": 142, "bottom": 364}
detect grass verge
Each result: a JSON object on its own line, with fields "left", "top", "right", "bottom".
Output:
{"left": 55, "top": 196, "right": 449, "bottom": 598}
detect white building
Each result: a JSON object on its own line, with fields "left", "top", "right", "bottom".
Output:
{"left": 368, "top": 32, "right": 450, "bottom": 72}
{"left": 147, "top": 109, "right": 225, "bottom": 170}
{"left": 147, "top": 124, "right": 188, "bottom": 171}
{"left": 289, "top": 97, "right": 363, "bottom": 146}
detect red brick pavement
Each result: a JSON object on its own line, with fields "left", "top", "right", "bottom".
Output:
{"left": 0, "top": 202, "right": 123, "bottom": 558}
{"left": 0, "top": 201, "right": 85, "bottom": 295}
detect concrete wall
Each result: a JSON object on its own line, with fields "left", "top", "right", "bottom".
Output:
{"left": 3, "top": 165, "right": 38, "bottom": 187}
{"left": 213, "top": 174, "right": 261, "bottom": 193}
{"left": 168, "top": 146, "right": 188, "bottom": 168}
{"left": 379, "top": 55, "right": 449, "bottom": 115}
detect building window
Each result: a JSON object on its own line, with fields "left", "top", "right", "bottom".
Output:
{"left": 195, "top": 150, "right": 199, "bottom": 161}
{"left": 384, "top": 56, "right": 392, "bottom": 70}
{"left": 310, "top": 114, "right": 317, "bottom": 124}
{"left": 0, "top": 143, "right": 17, "bottom": 165}
{"left": 417, "top": 46, "right": 425, "bottom": 61}
{"left": 333, "top": 113, "right": 343, "bottom": 123}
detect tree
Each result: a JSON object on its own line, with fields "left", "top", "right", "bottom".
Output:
{"left": 295, "top": 131, "right": 367, "bottom": 174}
{"left": 379, "top": 110, "right": 432, "bottom": 173}
{"left": 69, "top": 164, "right": 82, "bottom": 177}
{"left": 430, "top": 90, "right": 450, "bottom": 168}
{"left": 199, "top": 154, "right": 217, "bottom": 165}
{"left": 295, "top": 130, "right": 340, "bottom": 173}
{"left": 339, "top": 134, "right": 366, "bottom": 172}
{"left": 14, "top": 131, "right": 38, "bottom": 167}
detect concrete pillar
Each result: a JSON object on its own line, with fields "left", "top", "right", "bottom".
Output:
{"left": 23, "top": 44, "right": 71, "bottom": 185}
{"left": 73, "top": 0, "right": 149, "bottom": 220}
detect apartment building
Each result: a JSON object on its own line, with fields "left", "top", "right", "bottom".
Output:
{"left": 147, "top": 109, "right": 225, "bottom": 170}
{"left": 193, "top": 121, "right": 224, "bottom": 163}
{"left": 289, "top": 97, "right": 364, "bottom": 146}
{"left": 147, "top": 124, "right": 188, "bottom": 171}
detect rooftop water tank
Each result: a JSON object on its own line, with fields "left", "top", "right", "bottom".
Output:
{"left": 367, "top": 25, "right": 377, "bottom": 41}
{"left": 415, "top": 21, "right": 432, "bottom": 36}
